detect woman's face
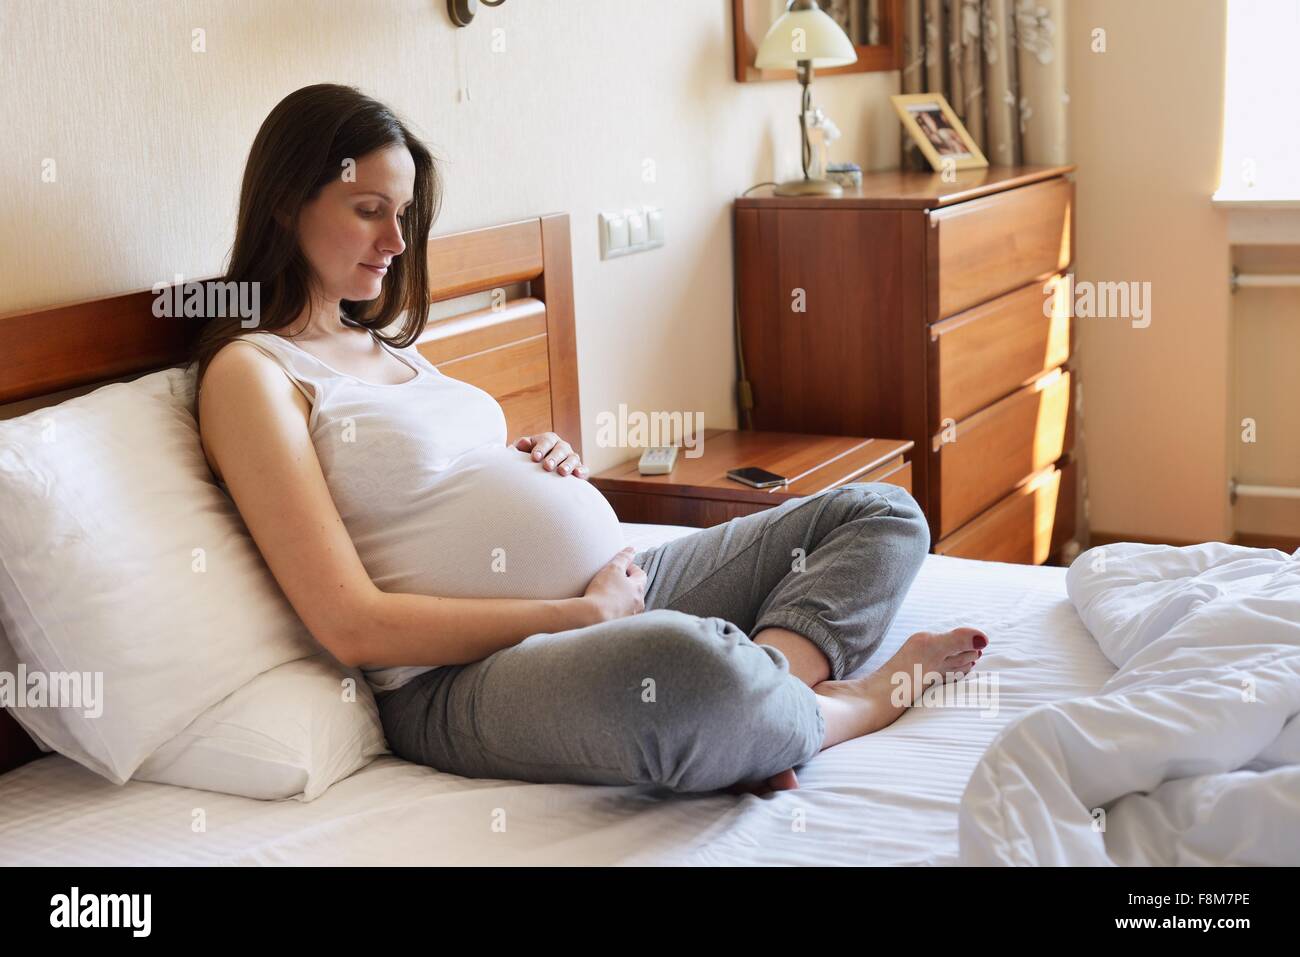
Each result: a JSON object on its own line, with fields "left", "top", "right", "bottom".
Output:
{"left": 294, "top": 143, "right": 416, "bottom": 305}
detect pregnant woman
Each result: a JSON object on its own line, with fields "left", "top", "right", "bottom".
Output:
{"left": 192, "top": 84, "right": 988, "bottom": 797}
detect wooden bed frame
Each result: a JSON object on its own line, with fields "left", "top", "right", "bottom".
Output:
{"left": 0, "top": 212, "right": 582, "bottom": 778}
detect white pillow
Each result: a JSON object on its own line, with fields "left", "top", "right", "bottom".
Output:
{"left": 0, "top": 620, "right": 52, "bottom": 753}
{"left": 3, "top": 617, "right": 386, "bottom": 801}
{"left": 0, "top": 366, "right": 344, "bottom": 784}
{"left": 135, "top": 655, "right": 388, "bottom": 801}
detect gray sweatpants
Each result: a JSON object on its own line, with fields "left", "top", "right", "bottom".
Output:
{"left": 376, "top": 481, "right": 930, "bottom": 793}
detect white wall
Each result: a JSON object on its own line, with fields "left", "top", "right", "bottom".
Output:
{"left": 1066, "top": 0, "right": 1234, "bottom": 542}
{"left": 0, "top": 0, "right": 902, "bottom": 472}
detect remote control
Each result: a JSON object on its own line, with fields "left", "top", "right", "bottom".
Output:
{"left": 637, "top": 446, "right": 678, "bottom": 475}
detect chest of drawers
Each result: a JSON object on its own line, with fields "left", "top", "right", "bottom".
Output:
{"left": 734, "top": 164, "right": 1079, "bottom": 564}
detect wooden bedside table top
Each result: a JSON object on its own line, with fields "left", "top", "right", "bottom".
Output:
{"left": 590, "top": 429, "right": 913, "bottom": 506}
{"left": 734, "top": 163, "right": 1076, "bottom": 210}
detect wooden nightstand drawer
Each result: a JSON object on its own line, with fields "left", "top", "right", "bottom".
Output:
{"left": 930, "top": 177, "right": 1073, "bottom": 319}
{"left": 934, "top": 459, "right": 1077, "bottom": 563}
{"left": 597, "top": 493, "right": 768, "bottom": 528}
{"left": 734, "top": 165, "right": 1081, "bottom": 564}
{"left": 592, "top": 430, "right": 914, "bottom": 529}
{"left": 930, "top": 276, "right": 1071, "bottom": 427}
{"left": 599, "top": 457, "right": 911, "bottom": 528}
{"left": 860, "top": 456, "right": 912, "bottom": 494}
{"left": 931, "top": 368, "right": 1074, "bottom": 538}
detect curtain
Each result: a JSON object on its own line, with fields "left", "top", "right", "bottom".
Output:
{"left": 823, "top": 0, "right": 883, "bottom": 46}
{"left": 899, "top": 0, "right": 1069, "bottom": 169}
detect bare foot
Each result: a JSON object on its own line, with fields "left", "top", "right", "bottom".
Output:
{"left": 812, "top": 627, "right": 988, "bottom": 749}
{"left": 724, "top": 628, "right": 988, "bottom": 795}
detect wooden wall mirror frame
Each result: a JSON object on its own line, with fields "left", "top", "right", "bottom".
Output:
{"left": 733, "top": 0, "right": 904, "bottom": 82}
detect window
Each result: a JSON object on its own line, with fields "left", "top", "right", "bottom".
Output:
{"left": 1214, "top": 0, "right": 1300, "bottom": 202}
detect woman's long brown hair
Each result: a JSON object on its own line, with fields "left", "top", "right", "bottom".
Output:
{"left": 188, "top": 83, "right": 442, "bottom": 406}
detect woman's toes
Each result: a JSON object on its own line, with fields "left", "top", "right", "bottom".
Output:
{"left": 941, "top": 627, "right": 988, "bottom": 655}
{"left": 946, "top": 650, "right": 981, "bottom": 668}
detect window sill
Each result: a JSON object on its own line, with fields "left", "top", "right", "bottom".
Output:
{"left": 1213, "top": 194, "right": 1300, "bottom": 244}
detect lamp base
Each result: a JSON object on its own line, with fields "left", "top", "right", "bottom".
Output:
{"left": 772, "top": 177, "right": 843, "bottom": 197}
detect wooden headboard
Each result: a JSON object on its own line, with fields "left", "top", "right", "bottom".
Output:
{"left": 0, "top": 211, "right": 581, "bottom": 777}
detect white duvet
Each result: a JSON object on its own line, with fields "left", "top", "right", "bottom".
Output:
{"left": 959, "top": 541, "right": 1300, "bottom": 866}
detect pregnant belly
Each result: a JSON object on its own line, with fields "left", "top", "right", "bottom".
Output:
{"left": 366, "top": 443, "right": 629, "bottom": 600}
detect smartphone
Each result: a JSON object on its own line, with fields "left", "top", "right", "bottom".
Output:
{"left": 726, "top": 466, "right": 789, "bottom": 489}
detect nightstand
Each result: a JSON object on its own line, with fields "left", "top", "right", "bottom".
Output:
{"left": 590, "top": 429, "right": 913, "bottom": 529}
{"left": 734, "top": 164, "right": 1079, "bottom": 564}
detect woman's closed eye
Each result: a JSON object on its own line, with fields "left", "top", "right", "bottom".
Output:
{"left": 360, "top": 207, "right": 408, "bottom": 221}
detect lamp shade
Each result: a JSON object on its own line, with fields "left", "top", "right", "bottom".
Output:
{"left": 755, "top": 1, "right": 859, "bottom": 69}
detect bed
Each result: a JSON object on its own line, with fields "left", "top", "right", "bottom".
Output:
{"left": 0, "top": 212, "right": 1116, "bottom": 866}
{"left": 0, "top": 542, "right": 1112, "bottom": 866}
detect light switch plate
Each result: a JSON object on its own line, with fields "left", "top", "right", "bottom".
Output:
{"left": 600, "top": 206, "right": 664, "bottom": 259}
{"left": 624, "top": 207, "right": 648, "bottom": 246}
{"left": 645, "top": 206, "right": 665, "bottom": 246}
{"left": 608, "top": 213, "right": 629, "bottom": 251}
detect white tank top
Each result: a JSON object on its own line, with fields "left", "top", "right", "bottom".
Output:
{"left": 226, "top": 330, "right": 627, "bottom": 693}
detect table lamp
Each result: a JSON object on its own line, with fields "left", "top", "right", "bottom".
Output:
{"left": 755, "top": 0, "right": 858, "bottom": 196}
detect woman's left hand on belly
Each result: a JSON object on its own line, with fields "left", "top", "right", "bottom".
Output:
{"left": 514, "top": 431, "right": 588, "bottom": 478}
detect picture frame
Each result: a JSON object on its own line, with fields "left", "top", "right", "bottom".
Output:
{"left": 891, "top": 92, "right": 989, "bottom": 171}
{"left": 733, "top": 0, "right": 903, "bottom": 82}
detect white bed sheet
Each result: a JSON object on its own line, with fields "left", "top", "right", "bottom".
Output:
{"left": 0, "top": 522, "right": 1115, "bottom": 866}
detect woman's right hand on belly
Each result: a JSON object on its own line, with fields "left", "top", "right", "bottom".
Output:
{"left": 579, "top": 546, "right": 647, "bottom": 624}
